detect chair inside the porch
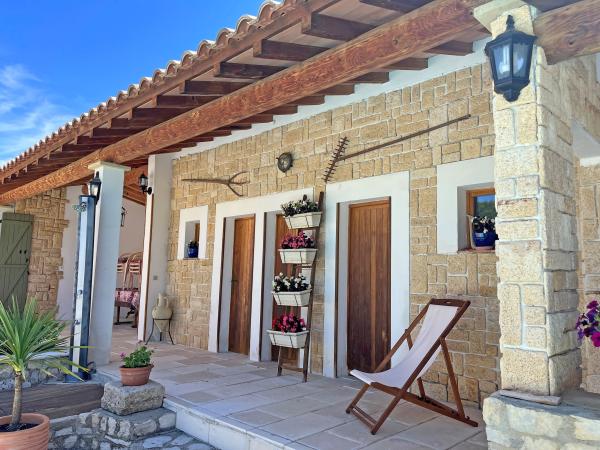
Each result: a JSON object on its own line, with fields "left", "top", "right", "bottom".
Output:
{"left": 346, "top": 298, "right": 478, "bottom": 435}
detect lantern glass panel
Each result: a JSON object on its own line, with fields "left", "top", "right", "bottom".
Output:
{"left": 492, "top": 43, "right": 511, "bottom": 81}
{"left": 513, "top": 42, "right": 530, "bottom": 78}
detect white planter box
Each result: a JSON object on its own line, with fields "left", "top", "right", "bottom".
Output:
{"left": 267, "top": 330, "right": 309, "bottom": 348}
{"left": 284, "top": 212, "right": 322, "bottom": 230}
{"left": 279, "top": 249, "right": 317, "bottom": 265}
{"left": 272, "top": 289, "right": 312, "bottom": 307}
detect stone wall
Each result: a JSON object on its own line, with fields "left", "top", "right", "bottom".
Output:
{"left": 168, "top": 63, "right": 500, "bottom": 406}
{"left": 14, "top": 188, "right": 69, "bottom": 312}
{"left": 490, "top": 4, "right": 600, "bottom": 396}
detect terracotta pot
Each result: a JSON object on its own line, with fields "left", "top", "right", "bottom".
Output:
{"left": 0, "top": 413, "right": 49, "bottom": 450}
{"left": 119, "top": 364, "right": 153, "bottom": 386}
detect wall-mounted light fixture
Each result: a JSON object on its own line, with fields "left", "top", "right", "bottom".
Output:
{"left": 87, "top": 172, "right": 102, "bottom": 201}
{"left": 484, "top": 15, "right": 536, "bottom": 102}
{"left": 121, "top": 207, "right": 127, "bottom": 227}
{"left": 138, "top": 173, "right": 153, "bottom": 196}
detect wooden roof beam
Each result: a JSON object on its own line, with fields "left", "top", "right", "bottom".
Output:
{"left": 152, "top": 95, "right": 220, "bottom": 108}
{"left": 92, "top": 128, "right": 145, "bottom": 137}
{"left": 385, "top": 58, "right": 429, "bottom": 70}
{"left": 253, "top": 40, "right": 327, "bottom": 62}
{"left": 359, "top": 0, "right": 430, "bottom": 13}
{"left": 427, "top": 40, "right": 472, "bottom": 55}
{"left": 110, "top": 118, "right": 162, "bottom": 129}
{"left": 129, "top": 108, "right": 184, "bottom": 120}
{"left": 0, "top": 0, "right": 487, "bottom": 203}
{"left": 534, "top": 0, "right": 600, "bottom": 63}
{"left": 178, "top": 80, "right": 251, "bottom": 95}
{"left": 214, "top": 62, "right": 284, "bottom": 79}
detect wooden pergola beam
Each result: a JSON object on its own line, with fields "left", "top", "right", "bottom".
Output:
{"left": 0, "top": 0, "right": 486, "bottom": 203}
{"left": 359, "top": 0, "right": 430, "bottom": 12}
{"left": 533, "top": 0, "right": 600, "bottom": 64}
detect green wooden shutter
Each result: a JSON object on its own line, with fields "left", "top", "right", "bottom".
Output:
{"left": 0, "top": 213, "right": 33, "bottom": 309}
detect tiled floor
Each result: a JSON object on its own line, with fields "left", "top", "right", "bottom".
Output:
{"left": 103, "top": 326, "right": 487, "bottom": 450}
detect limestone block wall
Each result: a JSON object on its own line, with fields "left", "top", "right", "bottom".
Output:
{"left": 168, "top": 63, "right": 500, "bottom": 406}
{"left": 14, "top": 188, "right": 69, "bottom": 312}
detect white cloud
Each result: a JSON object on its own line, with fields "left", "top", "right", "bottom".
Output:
{"left": 0, "top": 64, "right": 74, "bottom": 166}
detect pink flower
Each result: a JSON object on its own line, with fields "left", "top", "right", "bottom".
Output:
{"left": 120, "top": 352, "right": 126, "bottom": 359}
{"left": 592, "top": 332, "right": 600, "bottom": 347}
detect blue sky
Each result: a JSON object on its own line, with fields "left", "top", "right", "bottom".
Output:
{"left": 0, "top": 0, "right": 260, "bottom": 165}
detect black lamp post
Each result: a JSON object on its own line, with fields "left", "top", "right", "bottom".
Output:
{"left": 138, "top": 173, "right": 152, "bottom": 195}
{"left": 485, "top": 15, "right": 536, "bottom": 102}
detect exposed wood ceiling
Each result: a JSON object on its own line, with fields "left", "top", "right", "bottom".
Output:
{"left": 0, "top": 0, "right": 585, "bottom": 204}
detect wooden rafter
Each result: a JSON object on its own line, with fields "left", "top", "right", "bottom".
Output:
{"left": 533, "top": 0, "right": 600, "bottom": 64}
{"left": 359, "top": 0, "right": 431, "bottom": 12}
{"left": 0, "top": 0, "right": 487, "bottom": 203}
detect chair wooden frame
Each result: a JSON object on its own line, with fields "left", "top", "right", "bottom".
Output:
{"left": 346, "top": 298, "right": 478, "bottom": 435}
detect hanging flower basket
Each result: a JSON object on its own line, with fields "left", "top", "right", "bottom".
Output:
{"left": 279, "top": 249, "right": 317, "bottom": 265}
{"left": 284, "top": 212, "right": 322, "bottom": 230}
{"left": 267, "top": 330, "right": 309, "bottom": 348}
{"left": 272, "top": 289, "right": 312, "bottom": 307}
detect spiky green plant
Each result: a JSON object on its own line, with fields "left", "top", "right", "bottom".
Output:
{"left": 0, "top": 298, "right": 86, "bottom": 429}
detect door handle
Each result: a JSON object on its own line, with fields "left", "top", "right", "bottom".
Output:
{"left": 231, "top": 279, "right": 238, "bottom": 283}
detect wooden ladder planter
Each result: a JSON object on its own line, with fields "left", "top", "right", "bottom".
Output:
{"left": 273, "top": 191, "right": 324, "bottom": 382}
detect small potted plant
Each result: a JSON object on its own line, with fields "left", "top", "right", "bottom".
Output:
{"left": 187, "top": 240, "right": 199, "bottom": 258}
{"left": 279, "top": 232, "right": 317, "bottom": 265}
{"left": 281, "top": 195, "right": 321, "bottom": 229}
{"left": 267, "top": 313, "right": 309, "bottom": 348}
{"left": 0, "top": 299, "right": 85, "bottom": 450}
{"left": 119, "top": 346, "right": 154, "bottom": 386}
{"left": 470, "top": 216, "right": 497, "bottom": 251}
{"left": 272, "top": 273, "right": 312, "bottom": 307}
{"left": 576, "top": 300, "right": 600, "bottom": 346}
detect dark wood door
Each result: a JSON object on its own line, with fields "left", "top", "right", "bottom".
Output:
{"left": 228, "top": 216, "right": 255, "bottom": 355}
{"left": 347, "top": 200, "right": 391, "bottom": 373}
{"left": 0, "top": 213, "right": 33, "bottom": 310}
{"left": 271, "top": 215, "right": 297, "bottom": 361}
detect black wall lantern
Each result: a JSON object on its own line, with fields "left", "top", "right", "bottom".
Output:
{"left": 87, "top": 172, "right": 102, "bottom": 201}
{"left": 138, "top": 173, "right": 153, "bottom": 195}
{"left": 484, "top": 15, "right": 536, "bottom": 102}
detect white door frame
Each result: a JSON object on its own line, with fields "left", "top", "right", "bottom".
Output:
{"left": 209, "top": 188, "right": 313, "bottom": 361}
{"left": 323, "top": 172, "right": 410, "bottom": 377}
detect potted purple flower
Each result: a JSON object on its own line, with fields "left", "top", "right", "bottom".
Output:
{"left": 281, "top": 195, "right": 321, "bottom": 229}
{"left": 576, "top": 300, "right": 600, "bottom": 346}
{"left": 470, "top": 216, "right": 497, "bottom": 251}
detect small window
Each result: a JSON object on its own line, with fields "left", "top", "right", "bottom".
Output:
{"left": 467, "top": 188, "right": 496, "bottom": 219}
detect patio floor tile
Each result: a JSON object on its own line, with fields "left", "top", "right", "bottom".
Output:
{"left": 230, "top": 409, "right": 282, "bottom": 427}
{"left": 259, "top": 412, "right": 346, "bottom": 440}
{"left": 361, "top": 437, "right": 433, "bottom": 450}
{"left": 299, "top": 430, "right": 364, "bottom": 450}
{"left": 396, "top": 416, "right": 481, "bottom": 449}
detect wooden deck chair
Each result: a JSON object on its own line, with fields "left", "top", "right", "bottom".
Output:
{"left": 346, "top": 298, "right": 477, "bottom": 435}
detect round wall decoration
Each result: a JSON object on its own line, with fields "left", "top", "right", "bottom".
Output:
{"left": 277, "top": 152, "right": 294, "bottom": 173}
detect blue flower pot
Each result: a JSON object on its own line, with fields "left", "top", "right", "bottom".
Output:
{"left": 473, "top": 232, "right": 497, "bottom": 250}
{"left": 187, "top": 246, "right": 199, "bottom": 258}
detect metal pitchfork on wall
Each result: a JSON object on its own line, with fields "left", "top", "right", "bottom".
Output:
{"left": 322, "top": 114, "right": 471, "bottom": 183}
{"left": 182, "top": 171, "right": 249, "bottom": 197}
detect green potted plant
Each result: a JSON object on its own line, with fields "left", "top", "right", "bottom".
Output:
{"left": 272, "top": 273, "right": 312, "bottom": 307}
{"left": 119, "top": 346, "right": 154, "bottom": 386}
{"left": 267, "top": 313, "right": 309, "bottom": 348}
{"left": 0, "top": 298, "right": 85, "bottom": 450}
{"left": 279, "top": 232, "right": 317, "bottom": 265}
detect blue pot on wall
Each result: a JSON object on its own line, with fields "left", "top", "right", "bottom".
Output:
{"left": 187, "top": 245, "right": 199, "bottom": 258}
{"left": 473, "top": 232, "right": 497, "bottom": 250}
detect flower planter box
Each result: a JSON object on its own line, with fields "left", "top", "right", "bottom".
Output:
{"left": 267, "top": 330, "right": 309, "bottom": 349}
{"left": 272, "top": 289, "right": 312, "bottom": 307}
{"left": 279, "top": 248, "right": 317, "bottom": 265}
{"left": 284, "top": 212, "right": 322, "bottom": 230}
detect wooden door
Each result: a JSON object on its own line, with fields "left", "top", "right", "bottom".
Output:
{"left": 347, "top": 200, "right": 391, "bottom": 373}
{"left": 271, "top": 215, "right": 297, "bottom": 361}
{"left": 0, "top": 213, "right": 33, "bottom": 310}
{"left": 228, "top": 216, "right": 255, "bottom": 355}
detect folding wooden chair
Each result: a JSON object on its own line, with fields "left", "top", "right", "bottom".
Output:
{"left": 346, "top": 298, "right": 478, "bottom": 435}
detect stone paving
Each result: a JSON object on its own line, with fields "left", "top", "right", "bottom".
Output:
{"left": 103, "top": 327, "right": 487, "bottom": 449}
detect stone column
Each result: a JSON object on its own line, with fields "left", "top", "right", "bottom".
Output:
{"left": 489, "top": 5, "right": 580, "bottom": 396}
{"left": 138, "top": 154, "right": 173, "bottom": 341}
{"left": 89, "top": 161, "right": 129, "bottom": 366}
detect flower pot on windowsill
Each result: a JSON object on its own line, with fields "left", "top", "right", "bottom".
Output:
{"left": 473, "top": 231, "right": 497, "bottom": 251}
{"left": 272, "top": 289, "right": 312, "bottom": 307}
{"left": 279, "top": 248, "right": 317, "bottom": 265}
{"left": 119, "top": 364, "right": 154, "bottom": 386}
{"left": 284, "top": 212, "right": 322, "bottom": 230}
{"left": 267, "top": 330, "right": 309, "bottom": 348}
{"left": 0, "top": 413, "right": 49, "bottom": 450}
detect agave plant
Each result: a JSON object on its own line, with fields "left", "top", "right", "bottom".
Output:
{"left": 0, "top": 298, "right": 85, "bottom": 430}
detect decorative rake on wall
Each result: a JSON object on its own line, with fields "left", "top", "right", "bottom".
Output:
{"left": 323, "top": 114, "right": 471, "bottom": 183}
{"left": 182, "top": 171, "right": 249, "bottom": 197}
